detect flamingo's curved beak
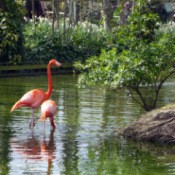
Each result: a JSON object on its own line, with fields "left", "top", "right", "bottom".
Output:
{"left": 56, "top": 61, "right": 61, "bottom": 67}
{"left": 39, "top": 113, "right": 47, "bottom": 122}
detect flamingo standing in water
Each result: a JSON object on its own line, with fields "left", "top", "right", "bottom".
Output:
{"left": 39, "top": 100, "right": 58, "bottom": 130}
{"left": 10, "top": 59, "right": 61, "bottom": 128}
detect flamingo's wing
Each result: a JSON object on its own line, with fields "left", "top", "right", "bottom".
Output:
{"left": 11, "top": 89, "right": 46, "bottom": 112}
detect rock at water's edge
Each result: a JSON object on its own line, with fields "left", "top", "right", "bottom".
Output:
{"left": 122, "top": 104, "right": 175, "bottom": 144}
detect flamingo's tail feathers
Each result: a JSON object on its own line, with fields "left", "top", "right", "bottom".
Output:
{"left": 10, "top": 101, "right": 24, "bottom": 112}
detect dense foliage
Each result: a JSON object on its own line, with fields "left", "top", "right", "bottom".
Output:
{"left": 0, "top": 0, "right": 24, "bottom": 65}
{"left": 23, "top": 19, "right": 113, "bottom": 64}
{"left": 0, "top": 0, "right": 115, "bottom": 65}
{"left": 75, "top": 2, "right": 175, "bottom": 111}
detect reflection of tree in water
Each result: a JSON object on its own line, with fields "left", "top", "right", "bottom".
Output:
{"left": 60, "top": 87, "right": 80, "bottom": 175}
{"left": 82, "top": 90, "right": 168, "bottom": 175}
{"left": 85, "top": 136, "right": 170, "bottom": 175}
{"left": 62, "top": 126, "right": 80, "bottom": 175}
{"left": 0, "top": 107, "right": 14, "bottom": 175}
{"left": 11, "top": 130, "right": 56, "bottom": 174}
{"left": 0, "top": 125, "right": 12, "bottom": 175}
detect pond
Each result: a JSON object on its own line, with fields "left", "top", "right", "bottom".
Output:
{"left": 1, "top": 74, "right": 175, "bottom": 175}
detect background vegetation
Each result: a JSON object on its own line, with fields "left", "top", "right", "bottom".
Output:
{"left": 23, "top": 18, "right": 113, "bottom": 64}
{"left": 1, "top": 0, "right": 175, "bottom": 111}
{"left": 0, "top": 0, "right": 117, "bottom": 65}
{"left": 0, "top": 0, "right": 24, "bottom": 65}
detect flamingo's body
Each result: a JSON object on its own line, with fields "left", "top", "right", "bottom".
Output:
{"left": 10, "top": 59, "right": 61, "bottom": 128}
{"left": 39, "top": 100, "right": 58, "bottom": 129}
{"left": 11, "top": 89, "right": 47, "bottom": 110}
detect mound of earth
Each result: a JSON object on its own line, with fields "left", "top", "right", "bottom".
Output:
{"left": 122, "top": 104, "right": 175, "bottom": 144}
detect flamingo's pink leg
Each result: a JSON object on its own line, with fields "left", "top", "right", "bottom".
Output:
{"left": 29, "top": 109, "right": 36, "bottom": 128}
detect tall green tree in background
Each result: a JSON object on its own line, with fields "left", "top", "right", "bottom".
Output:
{"left": 0, "top": 0, "right": 24, "bottom": 65}
{"left": 75, "top": 0, "right": 175, "bottom": 111}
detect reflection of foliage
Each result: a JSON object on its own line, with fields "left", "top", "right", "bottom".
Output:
{"left": 75, "top": 1, "right": 175, "bottom": 111}
{"left": 0, "top": 1, "right": 24, "bottom": 65}
{"left": 0, "top": 115, "right": 12, "bottom": 174}
{"left": 84, "top": 137, "right": 168, "bottom": 175}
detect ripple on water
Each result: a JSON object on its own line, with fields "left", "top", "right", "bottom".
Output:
{"left": 2, "top": 75, "right": 175, "bottom": 175}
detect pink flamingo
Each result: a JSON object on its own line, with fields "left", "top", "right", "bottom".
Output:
{"left": 39, "top": 100, "right": 58, "bottom": 129}
{"left": 10, "top": 59, "right": 61, "bottom": 128}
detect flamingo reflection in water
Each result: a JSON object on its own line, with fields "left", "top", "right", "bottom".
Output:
{"left": 10, "top": 130, "right": 56, "bottom": 174}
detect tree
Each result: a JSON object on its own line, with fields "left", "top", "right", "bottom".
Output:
{"left": 0, "top": 0, "right": 7, "bottom": 11}
{"left": 75, "top": 0, "right": 175, "bottom": 111}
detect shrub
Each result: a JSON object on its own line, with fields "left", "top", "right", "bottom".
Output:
{"left": 75, "top": 3, "right": 175, "bottom": 111}
{"left": 0, "top": 1, "right": 24, "bottom": 65}
{"left": 23, "top": 19, "right": 114, "bottom": 64}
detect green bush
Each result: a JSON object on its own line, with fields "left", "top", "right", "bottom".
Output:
{"left": 23, "top": 19, "right": 114, "bottom": 64}
{"left": 23, "top": 18, "right": 58, "bottom": 64}
{"left": 0, "top": 1, "right": 24, "bottom": 65}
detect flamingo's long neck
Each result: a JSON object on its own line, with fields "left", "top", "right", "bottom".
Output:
{"left": 45, "top": 63, "right": 53, "bottom": 99}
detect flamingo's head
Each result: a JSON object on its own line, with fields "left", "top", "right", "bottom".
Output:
{"left": 39, "top": 112, "right": 56, "bottom": 129}
{"left": 39, "top": 112, "right": 47, "bottom": 122}
{"left": 40, "top": 100, "right": 57, "bottom": 130}
{"left": 49, "top": 59, "right": 61, "bottom": 67}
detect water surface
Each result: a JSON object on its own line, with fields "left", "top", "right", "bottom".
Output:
{"left": 0, "top": 74, "right": 175, "bottom": 175}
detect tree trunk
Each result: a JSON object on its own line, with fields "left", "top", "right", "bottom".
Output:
{"left": 55, "top": 0, "right": 60, "bottom": 30}
{"left": 52, "top": 0, "right": 55, "bottom": 37}
{"left": 63, "top": 0, "right": 68, "bottom": 44}
{"left": 102, "top": 0, "right": 113, "bottom": 30}
{"left": 0, "top": 0, "right": 7, "bottom": 11}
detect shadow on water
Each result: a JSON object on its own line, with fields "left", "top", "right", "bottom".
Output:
{"left": 1, "top": 75, "right": 175, "bottom": 174}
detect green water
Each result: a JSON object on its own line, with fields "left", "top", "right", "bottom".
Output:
{"left": 0, "top": 74, "right": 175, "bottom": 175}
